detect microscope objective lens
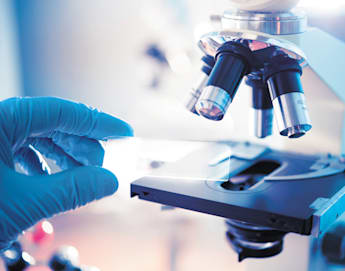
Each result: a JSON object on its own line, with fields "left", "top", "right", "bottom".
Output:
{"left": 246, "top": 77, "right": 273, "bottom": 138}
{"left": 195, "top": 86, "right": 231, "bottom": 120}
{"left": 195, "top": 42, "right": 251, "bottom": 121}
{"left": 186, "top": 55, "right": 215, "bottom": 115}
{"left": 264, "top": 56, "right": 312, "bottom": 138}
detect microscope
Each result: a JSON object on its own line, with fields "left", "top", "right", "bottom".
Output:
{"left": 131, "top": 0, "right": 345, "bottom": 268}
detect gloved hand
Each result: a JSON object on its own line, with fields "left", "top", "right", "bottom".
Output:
{"left": 0, "top": 97, "right": 133, "bottom": 250}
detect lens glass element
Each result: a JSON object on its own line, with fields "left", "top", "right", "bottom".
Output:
{"left": 195, "top": 86, "right": 231, "bottom": 120}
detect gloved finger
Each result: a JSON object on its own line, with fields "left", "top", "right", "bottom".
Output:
{"left": 14, "top": 146, "right": 50, "bottom": 175}
{"left": 26, "top": 138, "right": 82, "bottom": 170}
{"left": 48, "top": 132, "right": 104, "bottom": 166}
{"left": 39, "top": 166, "right": 118, "bottom": 214}
{"left": 0, "top": 164, "right": 117, "bottom": 249}
{"left": 0, "top": 97, "right": 133, "bottom": 149}
{"left": 18, "top": 167, "right": 117, "bottom": 227}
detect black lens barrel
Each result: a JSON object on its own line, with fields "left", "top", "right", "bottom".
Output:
{"left": 201, "top": 55, "right": 215, "bottom": 75}
{"left": 264, "top": 55, "right": 303, "bottom": 99}
{"left": 195, "top": 41, "right": 253, "bottom": 121}
{"left": 207, "top": 41, "right": 252, "bottom": 100}
{"left": 264, "top": 54, "right": 311, "bottom": 138}
{"left": 246, "top": 77, "right": 272, "bottom": 110}
{"left": 246, "top": 77, "right": 274, "bottom": 138}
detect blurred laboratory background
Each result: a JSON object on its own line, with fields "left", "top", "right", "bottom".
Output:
{"left": 0, "top": 0, "right": 345, "bottom": 270}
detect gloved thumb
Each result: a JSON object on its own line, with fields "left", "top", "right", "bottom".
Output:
{"left": 39, "top": 166, "right": 118, "bottom": 215}
{"left": 0, "top": 165, "right": 118, "bottom": 249}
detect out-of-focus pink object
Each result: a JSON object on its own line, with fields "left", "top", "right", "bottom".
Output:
{"left": 249, "top": 41, "right": 270, "bottom": 51}
{"left": 25, "top": 220, "right": 54, "bottom": 246}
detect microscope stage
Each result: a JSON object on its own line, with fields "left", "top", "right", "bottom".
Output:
{"left": 131, "top": 141, "right": 345, "bottom": 235}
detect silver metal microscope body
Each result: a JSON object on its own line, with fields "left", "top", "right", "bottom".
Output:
{"left": 186, "top": 6, "right": 345, "bottom": 156}
{"left": 184, "top": 4, "right": 345, "bottom": 266}
{"left": 128, "top": 0, "right": 345, "bottom": 267}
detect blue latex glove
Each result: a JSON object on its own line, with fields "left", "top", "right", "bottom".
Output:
{"left": 0, "top": 97, "right": 133, "bottom": 250}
